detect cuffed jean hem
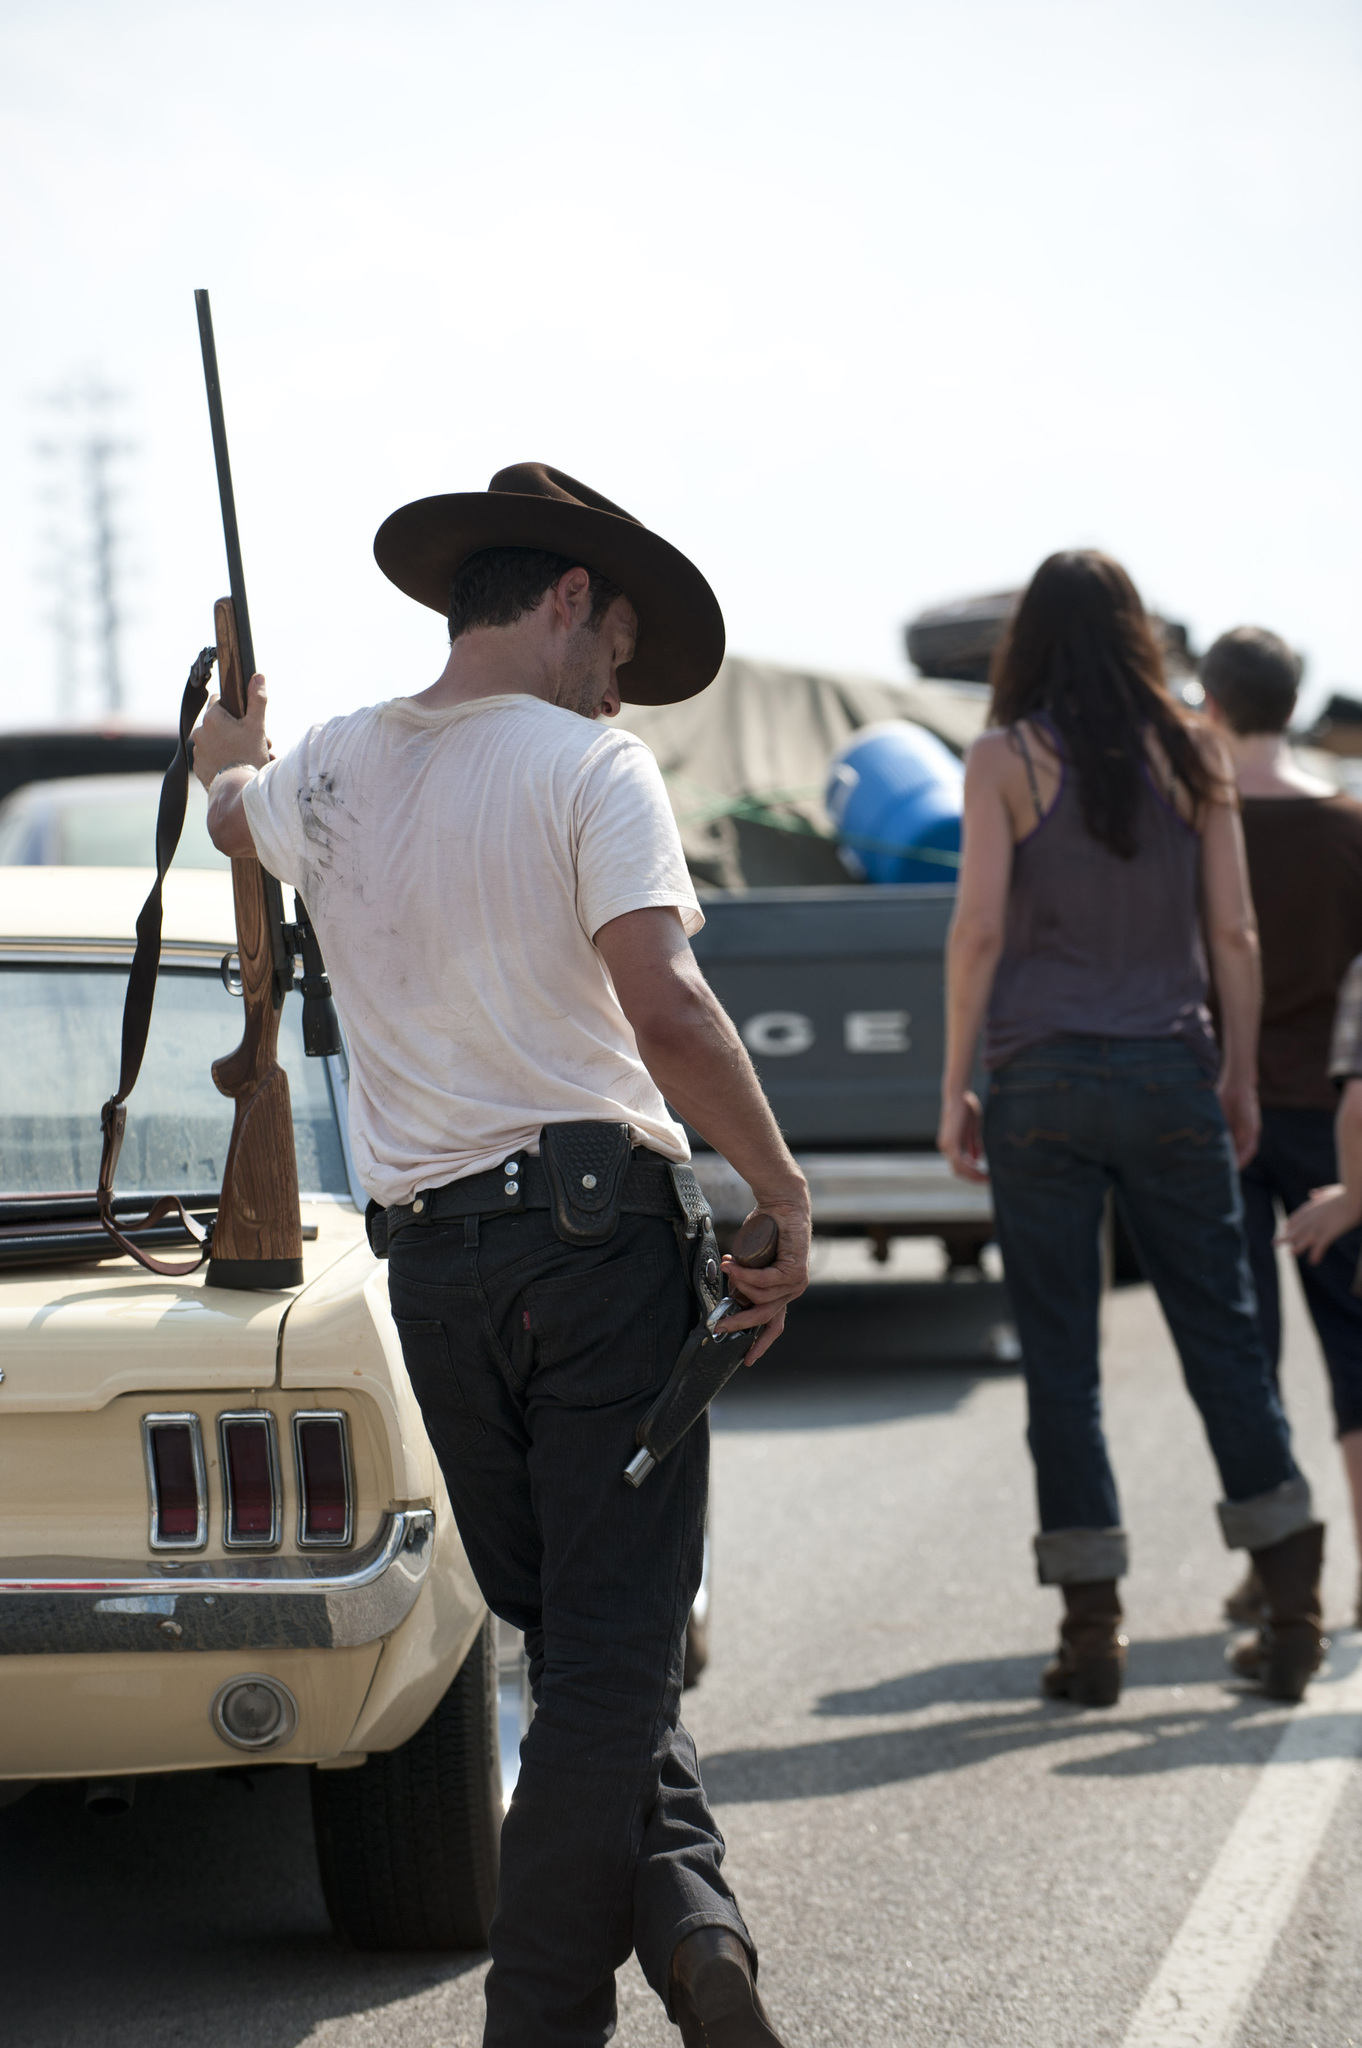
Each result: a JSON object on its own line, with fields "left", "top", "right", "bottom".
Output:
{"left": 1034, "top": 1527, "right": 1129, "bottom": 1585}
{"left": 1217, "top": 1474, "right": 1315, "bottom": 1552}
{"left": 658, "top": 1907, "right": 758, "bottom": 2022}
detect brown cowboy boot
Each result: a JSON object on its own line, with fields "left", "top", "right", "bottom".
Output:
{"left": 1228, "top": 1523, "right": 1326, "bottom": 1702}
{"left": 1042, "top": 1580, "right": 1127, "bottom": 1707}
{"left": 1222, "top": 1564, "right": 1267, "bottom": 1625}
{"left": 670, "top": 1928, "right": 787, "bottom": 2048}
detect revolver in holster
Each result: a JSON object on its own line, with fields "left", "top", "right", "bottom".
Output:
{"left": 625, "top": 1203, "right": 778, "bottom": 1487}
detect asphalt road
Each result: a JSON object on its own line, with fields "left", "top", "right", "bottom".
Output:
{"left": 4, "top": 1242, "right": 1359, "bottom": 2048}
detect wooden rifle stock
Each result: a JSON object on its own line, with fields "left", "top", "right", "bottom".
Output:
{"left": 207, "top": 595, "right": 304, "bottom": 1289}
{"left": 196, "top": 288, "right": 304, "bottom": 1290}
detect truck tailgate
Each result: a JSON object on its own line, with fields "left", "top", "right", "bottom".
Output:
{"left": 690, "top": 885, "right": 955, "bottom": 1147}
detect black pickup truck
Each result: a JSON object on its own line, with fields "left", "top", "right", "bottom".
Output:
{"left": 613, "top": 657, "right": 995, "bottom": 1265}
{"left": 685, "top": 885, "right": 993, "bottom": 1266}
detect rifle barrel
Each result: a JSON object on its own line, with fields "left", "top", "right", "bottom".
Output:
{"left": 195, "top": 289, "right": 293, "bottom": 1006}
{"left": 194, "top": 289, "right": 256, "bottom": 687}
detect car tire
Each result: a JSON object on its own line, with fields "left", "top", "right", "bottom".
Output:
{"left": 311, "top": 1614, "right": 501, "bottom": 1951}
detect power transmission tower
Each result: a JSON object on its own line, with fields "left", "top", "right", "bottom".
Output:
{"left": 33, "top": 378, "right": 135, "bottom": 718}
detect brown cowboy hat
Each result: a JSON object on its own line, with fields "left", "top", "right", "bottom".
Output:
{"left": 372, "top": 462, "right": 725, "bottom": 706}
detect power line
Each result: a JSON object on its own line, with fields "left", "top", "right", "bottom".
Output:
{"left": 32, "top": 377, "right": 136, "bottom": 718}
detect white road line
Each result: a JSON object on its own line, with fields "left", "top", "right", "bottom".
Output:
{"left": 1122, "top": 1634, "right": 1362, "bottom": 2048}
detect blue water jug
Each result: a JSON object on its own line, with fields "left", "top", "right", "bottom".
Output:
{"left": 826, "top": 720, "right": 964, "bottom": 885}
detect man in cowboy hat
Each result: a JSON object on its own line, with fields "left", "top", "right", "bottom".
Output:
{"left": 192, "top": 464, "right": 811, "bottom": 2048}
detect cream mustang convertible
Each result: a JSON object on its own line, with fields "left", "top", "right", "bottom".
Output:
{"left": 0, "top": 864, "right": 532, "bottom": 1949}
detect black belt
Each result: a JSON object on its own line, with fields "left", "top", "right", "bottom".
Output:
{"left": 386, "top": 1147, "right": 685, "bottom": 1237}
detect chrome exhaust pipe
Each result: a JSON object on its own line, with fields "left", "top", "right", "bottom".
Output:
{"left": 85, "top": 1777, "right": 137, "bottom": 1816}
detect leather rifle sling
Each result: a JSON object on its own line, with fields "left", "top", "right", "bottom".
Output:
{"left": 96, "top": 648, "right": 220, "bottom": 1275}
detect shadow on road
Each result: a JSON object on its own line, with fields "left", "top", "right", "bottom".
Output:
{"left": 781, "top": 1278, "right": 1016, "bottom": 1368}
{"left": 714, "top": 1278, "right": 1020, "bottom": 1429}
{"left": 816, "top": 1631, "right": 1235, "bottom": 1713}
{"left": 0, "top": 1767, "right": 485, "bottom": 2048}
{"left": 699, "top": 1633, "right": 1324, "bottom": 1805}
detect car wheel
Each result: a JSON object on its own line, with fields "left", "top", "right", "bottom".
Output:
{"left": 311, "top": 1613, "right": 502, "bottom": 1951}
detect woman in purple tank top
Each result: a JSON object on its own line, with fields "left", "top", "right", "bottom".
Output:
{"left": 939, "top": 551, "right": 1323, "bottom": 1708}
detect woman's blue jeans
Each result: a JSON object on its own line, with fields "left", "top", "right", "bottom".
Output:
{"left": 983, "top": 1036, "right": 1309, "bottom": 1583}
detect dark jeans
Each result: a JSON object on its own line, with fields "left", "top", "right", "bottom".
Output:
{"left": 984, "top": 1037, "right": 1300, "bottom": 1559}
{"left": 388, "top": 1206, "right": 749, "bottom": 2048}
{"left": 1241, "top": 1104, "right": 1362, "bottom": 1437}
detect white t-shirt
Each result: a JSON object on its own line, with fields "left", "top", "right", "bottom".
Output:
{"left": 242, "top": 692, "right": 703, "bottom": 1207}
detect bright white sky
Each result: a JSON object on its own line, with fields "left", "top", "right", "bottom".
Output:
{"left": 1, "top": 0, "right": 1358, "bottom": 745}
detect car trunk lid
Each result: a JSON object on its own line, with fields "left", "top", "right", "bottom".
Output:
{"left": 0, "top": 1204, "right": 368, "bottom": 1410}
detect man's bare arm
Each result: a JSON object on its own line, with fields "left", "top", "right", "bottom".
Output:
{"left": 191, "top": 672, "right": 272, "bottom": 857}
{"left": 594, "top": 906, "right": 810, "bottom": 1363}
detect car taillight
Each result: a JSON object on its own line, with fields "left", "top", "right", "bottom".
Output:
{"left": 218, "top": 1413, "right": 282, "bottom": 1549}
{"left": 293, "top": 1412, "right": 353, "bottom": 1547}
{"left": 141, "top": 1414, "right": 207, "bottom": 1551}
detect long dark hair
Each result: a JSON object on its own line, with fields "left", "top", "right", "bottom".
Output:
{"left": 988, "top": 550, "right": 1217, "bottom": 857}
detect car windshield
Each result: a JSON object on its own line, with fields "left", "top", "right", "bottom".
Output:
{"left": 0, "top": 775, "right": 228, "bottom": 869}
{"left": 0, "top": 964, "right": 349, "bottom": 1199}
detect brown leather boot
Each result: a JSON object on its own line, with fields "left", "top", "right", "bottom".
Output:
{"left": 1042, "top": 1580, "right": 1127, "bottom": 1707}
{"left": 670, "top": 1928, "right": 787, "bottom": 2048}
{"left": 1222, "top": 1564, "right": 1267, "bottom": 1625}
{"left": 1228, "top": 1523, "right": 1326, "bottom": 1702}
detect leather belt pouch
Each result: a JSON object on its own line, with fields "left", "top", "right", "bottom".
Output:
{"left": 540, "top": 1121, "right": 633, "bottom": 1245}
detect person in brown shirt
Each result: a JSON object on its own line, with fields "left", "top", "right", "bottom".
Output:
{"left": 1283, "top": 956, "right": 1362, "bottom": 1264}
{"left": 1203, "top": 626, "right": 1362, "bottom": 1625}
{"left": 1279, "top": 957, "right": 1362, "bottom": 1621}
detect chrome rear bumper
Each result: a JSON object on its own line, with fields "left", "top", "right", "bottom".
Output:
{"left": 0, "top": 1509, "right": 433, "bottom": 1656}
